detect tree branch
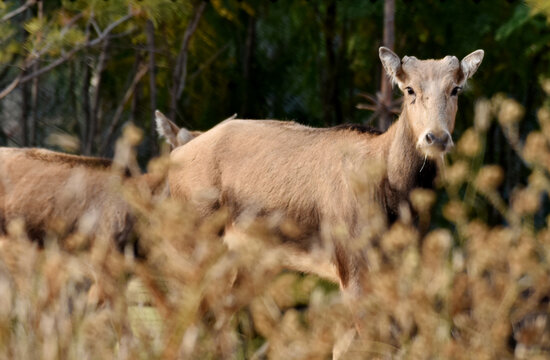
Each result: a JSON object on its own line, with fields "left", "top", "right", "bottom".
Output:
{"left": 30, "top": 0, "right": 43, "bottom": 145}
{"left": 85, "top": 36, "right": 110, "bottom": 155}
{"left": 189, "top": 42, "right": 230, "bottom": 80}
{"left": 0, "top": 0, "right": 36, "bottom": 24}
{"left": 100, "top": 64, "right": 149, "bottom": 155}
{"left": 0, "top": 13, "right": 133, "bottom": 100}
{"left": 176, "top": 2, "right": 206, "bottom": 99}
{"left": 378, "top": 0, "right": 395, "bottom": 131}
{"left": 90, "top": 13, "right": 133, "bottom": 47}
{"left": 146, "top": 19, "right": 158, "bottom": 155}
{"left": 0, "top": 74, "right": 21, "bottom": 99}
{"left": 169, "top": 1, "right": 207, "bottom": 120}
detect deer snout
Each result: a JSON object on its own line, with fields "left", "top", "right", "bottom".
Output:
{"left": 418, "top": 130, "right": 453, "bottom": 157}
{"left": 425, "top": 132, "right": 450, "bottom": 149}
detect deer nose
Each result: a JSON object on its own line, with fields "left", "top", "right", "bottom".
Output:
{"left": 425, "top": 132, "right": 450, "bottom": 149}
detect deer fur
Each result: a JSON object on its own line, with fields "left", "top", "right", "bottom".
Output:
{"left": 165, "top": 47, "right": 484, "bottom": 294}
{"left": 0, "top": 147, "right": 166, "bottom": 254}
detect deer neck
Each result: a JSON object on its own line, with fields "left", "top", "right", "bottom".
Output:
{"left": 380, "top": 112, "right": 437, "bottom": 218}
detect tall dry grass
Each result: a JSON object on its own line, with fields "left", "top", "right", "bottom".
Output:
{"left": 2, "top": 87, "right": 550, "bottom": 359}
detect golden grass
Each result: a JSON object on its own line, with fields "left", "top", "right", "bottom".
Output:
{"left": 1, "top": 91, "right": 550, "bottom": 359}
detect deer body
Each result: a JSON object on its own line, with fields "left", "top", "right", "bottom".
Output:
{"left": 169, "top": 119, "right": 432, "bottom": 235}
{"left": 0, "top": 147, "right": 165, "bottom": 252}
{"left": 164, "top": 47, "right": 484, "bottom": 291}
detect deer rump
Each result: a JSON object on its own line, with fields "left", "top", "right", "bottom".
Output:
{"left": 0, "top": 147, "right": 139, "bottom": 253}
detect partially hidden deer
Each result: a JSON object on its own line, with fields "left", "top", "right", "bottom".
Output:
{"left": 0, "top": 147, "right": 169, "bottom": 254}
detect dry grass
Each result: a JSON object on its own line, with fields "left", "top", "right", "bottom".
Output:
{"left": 2, "top": 90, "right": 550, "bottom": 359}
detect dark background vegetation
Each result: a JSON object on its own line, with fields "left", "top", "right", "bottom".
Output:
{"left": 0, "top": 0, "right": 549, "bottom": 219}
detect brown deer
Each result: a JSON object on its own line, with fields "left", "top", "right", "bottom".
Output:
{"left": 0, "top": 147, "right": 166, "bottom": 254}
{"left": 164, "top": 47, "right": 484, "bottom": 296}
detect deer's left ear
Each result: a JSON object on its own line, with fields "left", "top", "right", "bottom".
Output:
{"left": 460, "top": 49, "right": 484, "bottom": 81}
{"left": 155, "top": 110, "right": 181, "bottom": 148}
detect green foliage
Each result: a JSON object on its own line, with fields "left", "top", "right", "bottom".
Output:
{"left": 0, "top": 0, "right": 548, "bottom": 199}
{"left": 496, "top": 4, "right": 532, "bottom": 41}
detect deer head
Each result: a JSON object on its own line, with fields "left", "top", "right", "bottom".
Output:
{"left": 379, "top": 47, "right": 484, "bottom": 159}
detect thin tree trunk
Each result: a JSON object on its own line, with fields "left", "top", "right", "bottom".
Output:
{"left": 69, "top": 60, "right": 78, "bottom": 135}
{"left": 19, "top": 0, "right": 30, "bottom": 146}
{"left": 378, "top": 0, "right": 395, "bottom": 131}
{"left": 339, "top": 11, "right": 350, "bottom": 123}
{"left": 169, "top": 1, "right": 207, "bottom": 121}
{"left": 131, "top": 52, "right": 142, "bottom": 124}
{"left": 100, "top": 63, "right": 148, "bottom": 156}
{"left": 131, "top": 81, "right": 141, "bottom": 124}
{"left": 30, "top": 70, "right": 38, "bottom": 145}
{"left": 241, "top": 14, "right": 256, "bottom": 117}
{"left": 20, "top": 80, "right": 28, "bottom": 146}
{"left": 146, "top": 19, "right": 158, "bottom": 155}
{"left": 81, "top": 58, "right": 91, "bottom": 154}
{"left": 321, "top": 0, "right": 342, "bottom": 126}
{"left": 81, "top": 21, "right": 91, "bottom": 154}
{"left": 85, "top": 37, "right": 109, "bottom": 155}
{"left": 29, "top": 0, "right": 43, "bottom": 146}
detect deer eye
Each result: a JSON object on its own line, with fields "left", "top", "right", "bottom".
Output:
{"left": 451, "top": 86, "right": 462, "bottom": 96}
{"left": 405, "top": 87, "right": 415, "bottom": 96}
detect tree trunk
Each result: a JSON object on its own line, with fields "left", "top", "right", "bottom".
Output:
{"left": 321, "top": 0, "right": 343, "bottom": 126}
{"left": 68, "top": 60, "right": 78, "bottom": 135}
{"left": 19, "top": 0, "right": 31, "bottom": 146}
{"left": 30, "top": 70, "right": 38, "bottom": 145}
{"left": 20, "top": 80, "right": 28, "bottom": 146}
{"left": 29, "top": 0, "right": 43, "bottom": 146}
{"left": 146, "top": 19, "right": 158, "bottom": 155}
{"left": 131, "top": 52, "right": 142, "bottom": 124}
{"left": 85, "top": 37, "right": 109, "bottom": 155}
{"left": 378, "top": 0, "right": 395, "bottom": 131}
{"left": 81, "top": 58, "right": 91, "bottom": 154}
{"left": 100, "top": 63, "right": 148, "bottom": 156}
{"left": 241, "top": 14, "right": 256, "bottom": 117}
{"left": 169, "top": 1, "right": 207, "bottom": 121}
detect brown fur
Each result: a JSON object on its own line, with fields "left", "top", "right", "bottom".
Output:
{"left": 167, "top": 48, "right": 484, "bottom": 293}
{"left": 0, "top": 147, "right": 164, "bottom": 254}
{"left": 25, "top": 148, "right": 114, "bottom": 169}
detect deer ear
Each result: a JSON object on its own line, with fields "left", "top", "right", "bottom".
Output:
{"left": 155, "top": 110, "right": 180, "bottom": 148}
{"left": 460, "top": 49, "right": 484, "bottom": 81}
{"left": 176, "top": 128, "right": 195, "bottom": 147}
{"left": 379, "top": 47, "right": 406, "bottom": 86}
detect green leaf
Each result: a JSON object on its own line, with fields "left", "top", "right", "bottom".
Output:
{"left": 24, "top": 17, "right": 47, "bottom": 35}
{"left": 495, "top": 4, "right": 531, "bottom": 41}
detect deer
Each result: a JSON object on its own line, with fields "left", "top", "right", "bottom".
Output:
{"left": 162, "top": 47, "right": 484, "bottom": 300}
{"left": 0, "top": 147, "right": 169, "bottom": 255}
{"left": 0, "top": 145, "right": 186, "bottom": 307}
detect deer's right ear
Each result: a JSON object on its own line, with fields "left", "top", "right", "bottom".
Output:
{"left": 379, "top": 47, "right": 406, "bottom": 86}
{"left": 460, "top": 49, "right": 484, "bottom": 80}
